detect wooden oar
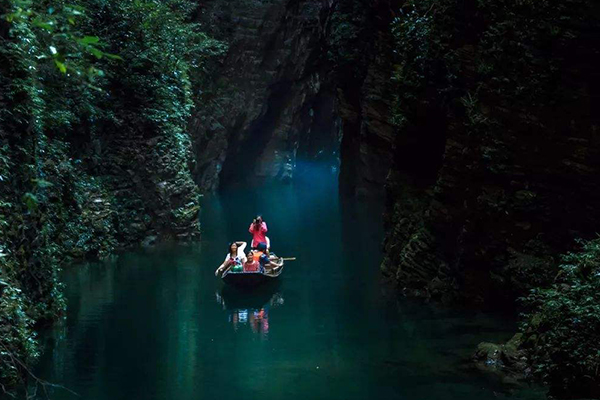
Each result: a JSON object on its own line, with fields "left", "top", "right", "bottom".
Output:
{"left": 281, "top": 257, "right": 296, "bottom": 261}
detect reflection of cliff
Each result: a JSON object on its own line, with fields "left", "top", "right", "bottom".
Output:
{"left": 38, "top": 248, "right": 209, "bottom": 400}
{"left": 42, "top": 260, "right": 119, "bottom": 386}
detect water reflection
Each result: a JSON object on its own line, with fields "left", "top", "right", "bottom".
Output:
{"left": 215, "top": 284, "right": 284, "bottom": 339}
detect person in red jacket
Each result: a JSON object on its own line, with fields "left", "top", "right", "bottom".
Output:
{"left": 249, "top": 215, "right": 270, "bottom": 249}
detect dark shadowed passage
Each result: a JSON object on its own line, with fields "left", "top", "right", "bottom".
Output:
{"left": 33, "top": 163, "right": 545, "bottom": 400}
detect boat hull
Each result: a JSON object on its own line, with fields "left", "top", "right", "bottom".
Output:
{"left": 221, "top": 265, "right": 283, "bottom": 288}
{"left": 222, "top": 273, "right": 270, "bottom": 287}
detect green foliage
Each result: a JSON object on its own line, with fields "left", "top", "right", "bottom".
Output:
{"left": 2, "top": 0, "right": 118, "bottom": 78}
{"left": 389, "top": 0, "right": 458, "bottom": 129}
{"left": 388, "top": 2, "right": 599, "bottom": 394}
{"left": 389, "top": 0, "right": 591, "bottom": 133}
{"left": 21, "top": 193, "right": 38, "bottom": 212}
{"left": 327, "top": 1, "right": 373, "bottom": 83}
{"left": 81, "top": 0, "right": 221, "bottom": 236}
{"left": 0, "top": 277, "right": 38, "bottom": 386}
{"left": 89, "top": 0, "right": 209, "bottom": 130}
{"left": 521, "top": 238, "right": 600, "bottom": 396}
{"left": 0, "top": 0, "right": 222, "bottom": 392}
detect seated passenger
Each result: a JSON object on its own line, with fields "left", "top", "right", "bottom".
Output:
{"left": 215, "top": 241, "right": 247, "bottom": 276}
{"left": 256, "top": 242, "right": 282, "bottom": 273}
{"left": 244, "top": 251, "right": 260, "bottom": 272}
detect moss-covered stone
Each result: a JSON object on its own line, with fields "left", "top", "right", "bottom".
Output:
{"left": 473, "top": 333, "right": 529, "bottom": 383}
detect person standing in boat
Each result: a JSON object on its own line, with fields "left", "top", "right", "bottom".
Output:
{"left": 249, "top": 215, "right": 270, "bottom": 249}
{"left": 215, "top": 241, "right": 247, "bottom": 276}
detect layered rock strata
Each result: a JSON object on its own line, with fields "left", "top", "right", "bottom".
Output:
{"left": 191, "top": 0, "right": 341, "bottom": 190}
{"left": 381, "top": 0, "right": 600, "bottom": 305}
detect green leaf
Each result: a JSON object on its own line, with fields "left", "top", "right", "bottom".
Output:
{"left": 22, "top": 193, "right": 38, "bottom": 212}
{"left": 104, "top": 53, "right": 123, "bottom": 61}
{"left": 32, "top": 179, "right": 53, "bottom": 188}
{"left": 32, "top": 18, "right": 54, "bottom": 32}
{"left": 88, "top": 47, "right": 103, "bottom": 59}
{"left": 79, "top": 36, "right": 100, "bottom": 45}
{"left": 54, "top": 60, "right": 67, "bottom": 73}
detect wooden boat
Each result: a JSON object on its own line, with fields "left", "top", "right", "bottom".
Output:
{"left": 221, "top": 255, "right": 284, "bottom": 288}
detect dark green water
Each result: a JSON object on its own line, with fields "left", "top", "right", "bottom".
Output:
{"left": 35, "top": 163, "right": 546, "bottom": 400}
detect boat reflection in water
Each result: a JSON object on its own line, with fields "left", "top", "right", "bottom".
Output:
{"left": 215, "top": 282, "right": 284, "bottom": 338}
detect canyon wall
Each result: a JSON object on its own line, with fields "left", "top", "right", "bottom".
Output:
{"left": 191, "top": 0, "right": 340, "bottom": 190}
{"left": 331, "top": 0, "right": 400, "bottom": 197}
{"left": 190, "top": 0, "right": 401, "bottom": 194}
{"left": 376, "top": 2, "right": 600, "bottom": 394}
{"left": 380, "top": 0, "right": 600, "bottom": 306}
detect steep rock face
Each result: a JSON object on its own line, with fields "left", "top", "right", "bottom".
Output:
{"left": 381, "top": 0, "right": 600, "bottom": 305}
{"left": 90, "top": 129, "right": 201, "bottom": 244}
{"left": 332, "top": 0, "right": 401, "bottom": 197}
{"left": 190, "top": 0, "right": 402, "bottom": 195}
{"left": 191, "top": 0, "right": 340, "bottom": 190}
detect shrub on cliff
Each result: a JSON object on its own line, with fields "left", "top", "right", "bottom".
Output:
{"left": 0, "top": 277, "right": 38, "bottom": 388}
{"left": 521, "top": 238, "right": 600, "bottom": 398}
{"left": 0, "top": 1, "right": 97, "bottom": 377}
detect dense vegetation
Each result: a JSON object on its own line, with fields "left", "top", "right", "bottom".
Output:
{"left": 384, "top": 0, "right": 600, "bottom": 397}
{"left": 0, "top": 0, "right": 222, "bottom": 392}
{"left": 521, "top": 239, "right": 600, "bottom": 398}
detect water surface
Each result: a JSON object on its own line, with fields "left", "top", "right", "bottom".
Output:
{"left": 36, "top": 163, "right": 545, "bottom": 400}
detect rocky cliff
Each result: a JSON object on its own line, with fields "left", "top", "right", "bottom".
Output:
{"left": 331, "top": 0, "right": 401, "bottom": 197}
{"left": 191, "top": 0, "right": 340, "bottom": 190}
{"left": 362, "top": 1, "right": 600, "bottom": 394}
{"left": 381, "top": 0, "right": 600, "bottom": 307}
{"left": 190, "top": 0, "right": 402, "bottom": 193}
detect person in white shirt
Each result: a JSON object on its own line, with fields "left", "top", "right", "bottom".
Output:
{"left": 215, "top": 241, "right": 247, "bottom": 276}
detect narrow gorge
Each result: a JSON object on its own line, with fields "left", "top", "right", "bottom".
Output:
{"left": 1, "top": 0, "right": 599, "bottom": 398}
{"left": 189, "top": 0, "right": 400, "bottom": 196}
